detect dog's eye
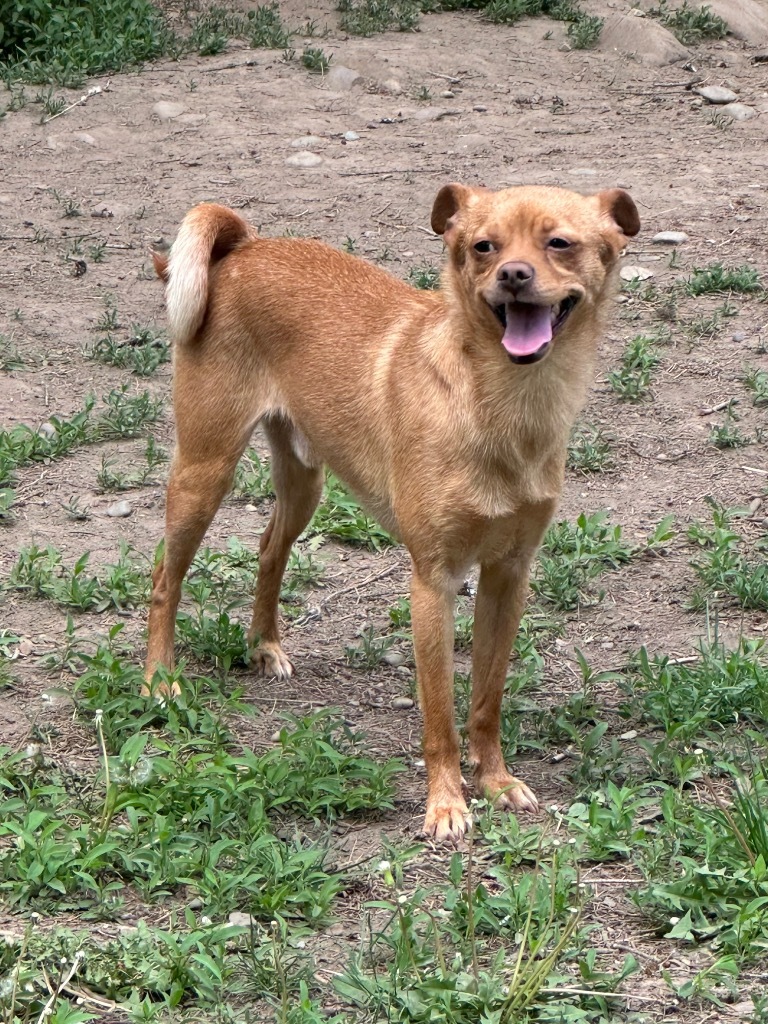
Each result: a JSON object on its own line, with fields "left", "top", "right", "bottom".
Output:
{"left": 548, "top": 237, "right": 572, "bottom": 250}
{"left": 473, "top": 240, "right": 495, "bottom": 254}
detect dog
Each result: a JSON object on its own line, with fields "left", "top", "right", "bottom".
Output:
{"left": 146, "top": 183, "right": 639, "bottom": 841}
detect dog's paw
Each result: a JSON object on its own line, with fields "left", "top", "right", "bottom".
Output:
{"left": 478, "top": 771, "right": 538, "bottom": 814}
{"left": 140, "top": 678, "right": 181, "bottom": 702}
{"left": 251, "top": 641, "right": 294, "bottom": 680}
{"left": 423, "top": 799, "right": 472, "bottom": 843}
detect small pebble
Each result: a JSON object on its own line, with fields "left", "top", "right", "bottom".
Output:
{"left": 620, "top": 730, "right": 639, "bottom": 741}
{"left": 343, "top": 130, "right": 360, "bottom": 141}
{"left": 188, "top": 898, "right": 203, "bottom": 911}
{"left": 732, "top": 331, "right": 747, "bottom": 342}
{"left": 270, "top": 730, "right": 282, "bottom": 742}
{"left": 392, "top": 696, "right": 414, "bottom": 710}
{"left": 285, "top": 151, "right": 323, "bottom": 168}
{"left": 620, "top": 265, "right": 654, "bottom": 282}
{"left": 718, "top": 102, "right": 757, "bottom": 121}
{"left": 473, "top": 103, "right": 487, "bottom": 112}
{"left": 291, "top": 135, "right": 323, "bottom": 149}
{"left": 152, "top": 101, "right": 186, "bottom": 120}
{"left": 106, "top": 500, "right": 132, "bottom": 518}
{"left": 380, "top": 78, "right": 402, "bottom": 95}
{"left": 694, "top": 85, "right": 738, "bottom": 104}
{"left": 228, "top": 911, "right": 255, "bottom": 927}
{"left": 382, "top": 650, "right": 406, "bottom": 667}
{"left": 652, "top": 230, "right": 688, "bottom": 244}
{"left": 441, "top": 90, "right": 455, "bottom": 98}
{"left": 38, "top": 422, "right": 56, "bottom": 438}
{"left": 325, "top": 65, "right": 364, "bottom": 91}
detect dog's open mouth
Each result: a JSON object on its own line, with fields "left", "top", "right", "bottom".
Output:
{"left": 492, "top": 296, "right": 579, "bottom": 364}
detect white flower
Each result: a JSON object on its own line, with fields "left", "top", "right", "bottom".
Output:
{"left": 201, "top": 916, "right": 212, "bottom": 927}
{"left": 377, "top": 860, "right": 391, "bottom": 873}
{"left": 669, "top": 916, "right": 679, "bottom": 925}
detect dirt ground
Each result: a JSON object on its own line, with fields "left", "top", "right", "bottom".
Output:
{"left": 2, "top": 0, "right": 768, "bottom": 1018}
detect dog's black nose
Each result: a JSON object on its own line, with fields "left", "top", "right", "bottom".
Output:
{"left": 497, "top": 261, "right": 535, "bottom": 290}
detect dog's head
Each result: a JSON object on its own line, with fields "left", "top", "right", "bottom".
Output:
{"left": 431, "top": 184, "right": 640, "bottom": 365}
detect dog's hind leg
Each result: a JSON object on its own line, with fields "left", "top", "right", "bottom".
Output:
{"left": 247, "top": 418, "right": 324, "bottom": 678}
{"left": 145, "top": 406, "right": 253, "bottom": 696}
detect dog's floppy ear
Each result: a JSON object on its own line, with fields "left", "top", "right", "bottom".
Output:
{"left": 431, "top": 183, "right": 476, "bottom": 239}
{"left": 596, "top": 189, "right": 640, "bottom": 238}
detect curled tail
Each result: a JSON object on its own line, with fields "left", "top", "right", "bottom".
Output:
{"left": 152, "top": 204, "right": 256, "bottom": 344}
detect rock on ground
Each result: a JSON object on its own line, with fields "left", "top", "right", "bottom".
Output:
{"left": 598, "top": 13, "right": 689, "bottom": 66}
{"left": 705, "top": 0, "right": 768, "bottom": 44}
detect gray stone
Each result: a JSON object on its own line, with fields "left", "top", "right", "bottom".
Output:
{"left": 325, "top": 65, "right": 364, "bottom": 91}
{"left": 285, "top": 151, "right": 323, "bottom": 168}
{"left": 379, "top": 78, "right": 402, "bottom": 95}
{"left": 598, "top": 13, "right": 689, "bottom": 66}
{"left": 228, "top": 912, "right": 256, "bottom": 927}
{"left": 694, "top": 85, "right": 737, "bottom": 104}
{"left": 719, "top": 102, "right": 758, "bottom": 121}
{"left": 152, "top": 101, "right": 186, "bottom": 120}
{"left": 732, "top": 331, "right": 747, "bottom": 342}
{"left": 440, "top": 90, "right": 455, "bottom": 98}
{"left": 473, "top": 103, "right": 487, "bottom": 112}
{"left": 620, "top": 265, "right": 655, "bottom": 282}
{"left": 704, "top": 0, "right": 768, "bottom": 44}
{"left": 652, "top": 231, "right": 689, "bottom": 244}
{"left": 343, "top": 130, "right": 360, "bottom": 141}
{"left": 392, "top": 696, "right": 415, "bottom": 710}
{"left": 106, "top": 500, "right": 133, "bottom": 518}
{"left": 291, "top": 134, "right": 323, "bottom": 149}
{"left": 382, "top": 650, "right": 406, "bottom": 667}
{"left": 38, "top": 422, "right": 56, "bottom": 438}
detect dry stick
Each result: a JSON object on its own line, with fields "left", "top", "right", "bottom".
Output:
{"left": 699, "top": 398, "right": 739, "bottom": 416}
{"left": 43, "top": 82, "right": 109, "bottom": 124}
{"left": 742, "top": 466, "right": 768, "bottom": 476}
{"left": 317, "top": 563, "right": 401, "bottom": 611}
{"left": 200, "top": 58, "right": 258, "bottom": 72}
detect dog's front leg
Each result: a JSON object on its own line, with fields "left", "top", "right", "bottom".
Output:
{"left": 468, "top": 552, "right": 540, "bottom": 814}
{"left": 410, "top": 567, "right": 469, "bottom": 841}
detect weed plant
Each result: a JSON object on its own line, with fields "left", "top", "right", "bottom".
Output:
{"left": 87, "top": 326, "right": 170, "bottom": 377}
{"left": 743, "top": 367, "right": 768, "bottom": 406}
{"left": 567, "top": 423, "right": 613, "bottom": 473}
{"left": 607, "top": 333, "right": 662, "bottom": 402}
{"left": 649, "top": 0, "right": 728, "bottom": 45}
{"left": 533, "top": 511, "right": 634, "bottom": 610}
{"left": 310, "top": 473, "right": 396, "bottom": 550}
{"left": 687, "top": 502, "right": 768, "bottom": 611}
{"left": 9, "top": 542, "right": 150, "bottom": 612}
{"left": 685, "top": 262, "right": 762, "bottom": 297}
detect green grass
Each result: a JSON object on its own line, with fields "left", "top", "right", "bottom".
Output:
{"left": 743, "top": 367, "right": 768, "bottom": 406}
{"left": 0, "top": 0, "right": 171, "bottom": 85}
{"left": 310, "top": 473, "right": 396, "bottom": 550}
{"left": 649, "top": 0, "right": 728, "bottom": 45}
{"left": 684, "top": 263, "right": 762, "bottom": 297}
{"left": 566, "top": 423, "right": 613, "bottom": 474}
{"left": 607, "top": 333, "right": 662, "bottom": 402}
{"left": 687, "top": 502, "right": 768, "bottom": 611}
{"left": 532, "top": 511, "right": 635, "bottom": 611}
{"left": 0, "top": 389, "right": 163, "bottom": 521}
{"left": 0, "top": 0, "right": 294, "bottom": 85}
{"left": 86, "top": 326, "right": 170, "bottom": 377}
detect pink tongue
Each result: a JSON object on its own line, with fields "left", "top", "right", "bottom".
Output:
{"left": 501, "top": 303, "right": 552, "bottom": 358}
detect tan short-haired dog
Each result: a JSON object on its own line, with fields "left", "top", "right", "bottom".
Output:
{"left": 147, "top": 183, "right": 639, "bottom": 841}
